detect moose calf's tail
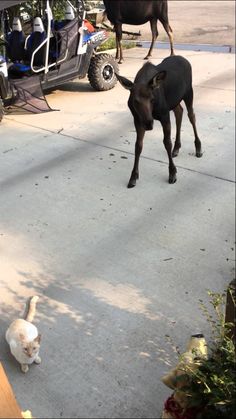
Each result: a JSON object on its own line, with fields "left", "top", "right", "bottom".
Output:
{"left": 25, "top": 296, "right": 39, "bottom": 323}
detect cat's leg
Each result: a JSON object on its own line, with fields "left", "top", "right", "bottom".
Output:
{"left": 34, "top": 356, "right": 41, "bottom": 364}
{"left": 21, "top": 364, "right": 29, "bottom": 373}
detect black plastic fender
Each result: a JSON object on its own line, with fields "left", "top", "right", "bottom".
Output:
{"left": 0, "top": 72, "right": 8, "bottom": 99}
{"left": 0, "top": 98, "right": 4, "bottom": 122}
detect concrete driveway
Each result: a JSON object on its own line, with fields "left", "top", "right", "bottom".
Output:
{"left": 0, "top": 47, "right": 235, "bottom": 418}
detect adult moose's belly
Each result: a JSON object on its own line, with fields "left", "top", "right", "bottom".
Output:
{"left": 122, "top": 16, "right": 151, "bottom": 25}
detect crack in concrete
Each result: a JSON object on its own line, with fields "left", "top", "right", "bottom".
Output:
{"left": 4, "top": 118, "right": 235, "bottom": 185}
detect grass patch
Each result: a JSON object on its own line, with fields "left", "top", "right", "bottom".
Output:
{"left": 97, "top": 36, "right": 135, "bottom": 52}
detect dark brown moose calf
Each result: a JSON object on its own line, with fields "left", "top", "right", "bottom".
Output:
{"left": 116, "top": 55, "right": 202, "bottom": 188}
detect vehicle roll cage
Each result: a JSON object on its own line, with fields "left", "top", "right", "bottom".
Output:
{"left": 0, "top": 0, "right": 87, "bottom": 75}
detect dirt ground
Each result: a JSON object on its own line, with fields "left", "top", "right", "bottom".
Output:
{"left": 121, "top": 0, "right": 235, "bottom": 46}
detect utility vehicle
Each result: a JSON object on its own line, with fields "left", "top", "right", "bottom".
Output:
{"left": 0, "top": 0, "right": 118, "bottom": 122}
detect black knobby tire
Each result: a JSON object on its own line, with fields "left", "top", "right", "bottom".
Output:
{"left": 0, "top": 98, "right": 4, "bottom": 123}
{"left": 88, "top": 53, "right": 119, "bottom": 91}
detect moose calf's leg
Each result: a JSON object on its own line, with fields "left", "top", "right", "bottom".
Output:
{"left": 184, "top": 89, "right": 202, "bottom": 157}
{"left": 172, "top": 104, "right": 183, "bottom": 157}
{"left": 128, "top": 125, "right": 145, "bottom": 188}
{"left": 188, "top": 109, "right": 203, "bottom": 157}
{"left": 162, "top": 120, "right": 177, "bottom": 184}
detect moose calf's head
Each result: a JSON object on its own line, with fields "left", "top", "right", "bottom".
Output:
{"left": 116, "top": 68, "right": 166, "bottom": 131}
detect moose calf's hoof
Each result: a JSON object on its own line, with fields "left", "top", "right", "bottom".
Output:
{"left": 172, "top": 148, "right": 180, "bottom": 158}
{"left": 127, "top": 180, "right": 136, "bottom": 188}
{"left": 169, "top": 174, "right": 177, "bottom": 184}
{"left": 127, "top": 173, "right": 139, "bottom": 188}
{"left": 196, "top": 151, "right": 203, "bottom": 158}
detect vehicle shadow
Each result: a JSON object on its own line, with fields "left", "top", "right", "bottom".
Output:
{"left": 45, "top": 81, "right": 94, "bottom": 94}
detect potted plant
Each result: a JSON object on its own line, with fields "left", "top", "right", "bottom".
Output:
{"left": 162, "top": 282, "right": 235, "bottom": 419}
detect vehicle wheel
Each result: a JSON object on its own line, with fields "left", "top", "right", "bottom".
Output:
{"left": 88, "top": 53, "right": 119, "bottom": 91}
{"left": 0, "top": 98, "right": 4, "bottom": 123}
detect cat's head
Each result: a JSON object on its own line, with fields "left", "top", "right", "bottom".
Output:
{"left": 20, "top": 334, "right": 41, "bottom": 358}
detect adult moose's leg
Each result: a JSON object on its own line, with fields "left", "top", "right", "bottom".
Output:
{"left": 114, "top": 22, "right": 123, "bottom": 63}
{"left": 172, "top": 103, "right": 183, "bottom": 157}
{"left": 184, "top": 88, "right": 203, "bottom": 157}
{"left": 161, "top": 118, "right": 177, "bottom": 183}
{"left": 128, "top": 121, "right": 145, "bottom": 188}
{"left": 159, "top": 0, "right": 174, "bottom": 56}
{"left": 160, "top": 20, "right": 174, "bottom": 56}
{"left": 145, "top": 19, "right": 158, "bottom": 59}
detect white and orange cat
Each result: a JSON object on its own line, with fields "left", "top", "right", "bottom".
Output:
{"left": 6, "top": 296, "right": 41, "bottom": 373}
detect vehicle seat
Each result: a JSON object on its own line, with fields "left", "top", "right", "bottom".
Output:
{"left": 50, "top": 5, "right": 77, "bottom": 61}
{"left": 64, "top": 4, "right": 75, "bottom": 21}
{"left": 6, "top": 17, "right": 25, "bottom": 62}
{"left": 25, "top": 17, "right": 46, "bottom": 67}
{"left": 54, "top": 4, "right": 75, "bottom": 30}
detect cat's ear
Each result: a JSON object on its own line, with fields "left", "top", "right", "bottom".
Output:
{"left": 35, "top": 334, "right": 41, "bottom": 344}
{"left": 19, "top": 333, "right": 25, "bottom": 341}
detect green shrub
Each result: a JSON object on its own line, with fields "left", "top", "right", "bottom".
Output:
{"left": 183, "top": 288, "right": 235, "bottom": 418}
{"left": 98, "top": 37, "right": 135, "bottom": 52}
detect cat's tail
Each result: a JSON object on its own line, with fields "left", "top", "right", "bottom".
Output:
{"left": 25, "top": 296, "right": 39, "bottom": 323}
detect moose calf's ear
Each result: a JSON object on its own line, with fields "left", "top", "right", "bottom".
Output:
{"left": 149, "top": 71, "right": 166, "bottom": 89}
{"left": 116, "top": 73, "right": 134, "bottom": 90}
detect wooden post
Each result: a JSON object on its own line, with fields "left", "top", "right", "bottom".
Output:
{"left": 0, "top": 362, "right": 23, "bottom": 419}
{"left": 225, "top": 279, "right": 236, "bottom": 344}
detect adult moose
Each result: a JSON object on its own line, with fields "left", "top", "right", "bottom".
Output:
{"left": 116, "top": 55, "right": 203, "bottom": 188}
{"left": 103, "top": 0, "right": 174, "bottom": 63}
